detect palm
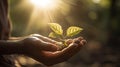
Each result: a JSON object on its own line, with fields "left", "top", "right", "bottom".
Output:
{"left": 21, "top": 34, "right": 86, "bottom": 66}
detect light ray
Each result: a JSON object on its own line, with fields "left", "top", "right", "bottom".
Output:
{"left": 24, "top": 0, "right": 74, "bottom": 34}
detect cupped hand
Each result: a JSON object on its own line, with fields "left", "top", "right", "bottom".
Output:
{"left": 20, "top": 34, "right": 86, "bottom": 66}
{"left": 20, "top": 35, "right": 59, "bottom": 54}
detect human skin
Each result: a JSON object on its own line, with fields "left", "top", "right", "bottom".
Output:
{"left": 0, "top": 34, "right": 86, "bottom": 66}
{"left": 0, "top": 0, "right": 86, "bottom": 66}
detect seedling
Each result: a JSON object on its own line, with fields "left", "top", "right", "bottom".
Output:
{"left": 48, "top": 23, "right": 83, "bottom": 48}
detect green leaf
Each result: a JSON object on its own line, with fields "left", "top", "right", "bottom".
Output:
{"left": 64, "top": 40, "right": 68, "bottom": 47}
{"left": 48, "top": 32, "right": 58, "bottom": 38}
{"left": 66, "top": 26, "right": 83, "bottom": 37}
{"left": 48, "top": 23, "right": 63, "bottom": 35}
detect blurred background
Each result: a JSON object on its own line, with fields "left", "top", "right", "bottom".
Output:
{"left": 9, "top": 0, "right": 120, "bottom": 67}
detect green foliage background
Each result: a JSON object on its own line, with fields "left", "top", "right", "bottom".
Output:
{"left": 9, "top": 0, "right": 120, "bottom": 67}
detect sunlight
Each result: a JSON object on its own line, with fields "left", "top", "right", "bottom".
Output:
{"left": 30, "top": 0, "right": 57, "bottom": 9}
{"left": 92, "top": 0, "right": 101, "bottom": 4}
{"left": 24, "top": 0, "right": 72, "bottom": 34}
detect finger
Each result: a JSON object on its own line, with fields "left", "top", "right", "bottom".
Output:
{"left": 80, "top": 40, "right": 87, "bottom": 45}
{"left": 32, "top": 37, "right": 86, "bottom": 66}
{"left": 38, "top": 43, "right": 81, "bottom": 65}
{"left": 41, "top": 38, "right": 86, "bottom": 58}
{"left": 30, "top": 34, "right": 58, "bottom": 44}
{"left": 77, "top": 36, "right": 84, "bottom": 41}
{"left": 59, "top": 40, "right": 85, "bottom": 57}
{"left": 74, "top": 36, "right": 87, "bottom": 45}
{"left": 65, "top": 37, "right": 84, "bottom": 46}
{"left": 65, "top": 39, "right": 73, "bottom": 46}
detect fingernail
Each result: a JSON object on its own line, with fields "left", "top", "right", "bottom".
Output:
{"left": 78, "top": 37, "right": 84, "bottom": 41}
{"left": 81, "top": 40, "right": 87, "bottom": 45}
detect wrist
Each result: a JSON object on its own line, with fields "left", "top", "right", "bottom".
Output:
{"left": 0, "top": 40, "right": 25, "bottom": 55}
{"left": 16, "top": 41, "right": 25, "bottom": 54}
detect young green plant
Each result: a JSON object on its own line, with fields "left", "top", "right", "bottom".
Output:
{"left": 48, "top": 23, "right": 83, "bottom": 48}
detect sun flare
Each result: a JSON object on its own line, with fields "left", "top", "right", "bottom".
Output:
{"left": 25, "top": 0, "right": 71, "bottom": 34}
{"left": 30, "top": 0, "right": 57, "bottom": 9}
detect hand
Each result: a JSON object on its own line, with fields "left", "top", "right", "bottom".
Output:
{"left": 19, "top": 34, "right": 86, "bottom": 66}
{"left": 19, "top": 34, "right": 59, "bottom": 54}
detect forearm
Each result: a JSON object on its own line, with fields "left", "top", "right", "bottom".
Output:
{"left": 9, "top": 37, "right": 25, "bottom": 40}
{"left": 0, "top": 40, "right": 23, "bottom": 55}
